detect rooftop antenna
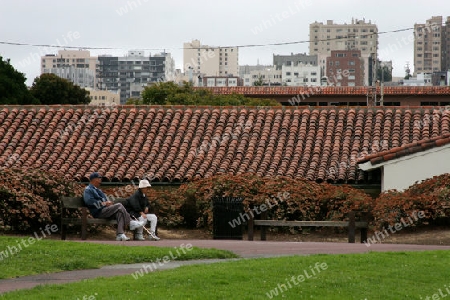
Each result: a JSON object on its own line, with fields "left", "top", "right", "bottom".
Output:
{"left": 404, "top": 62, "right": 411, "bottom": 79}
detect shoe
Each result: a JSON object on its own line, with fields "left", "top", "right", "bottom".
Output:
{"left": 148, "top": 231, "right": 160, "bottom": 241}
{"left": 130, "top": 220, "right": 145, "bottom": 231}
{"left": 116, "top": 233, "right": 130, "bottom": 241}
{"left": 134, "top": 233, "right": 145, "bottom": 241}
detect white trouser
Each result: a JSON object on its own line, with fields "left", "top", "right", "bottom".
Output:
{"left": 138, "top": 214, "right": 158, "bottom": 233}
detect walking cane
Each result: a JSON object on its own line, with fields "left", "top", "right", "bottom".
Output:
{"left": 131, "top": 215, "right": 152, "bottom": 235}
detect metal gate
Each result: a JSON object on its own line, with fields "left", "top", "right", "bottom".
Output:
{"left": 212, "top": 196, "right": 244, "bottom": 240}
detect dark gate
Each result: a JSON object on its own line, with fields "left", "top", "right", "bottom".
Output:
{"left": 212, "top": 196, "right": 244, "bottom": 240}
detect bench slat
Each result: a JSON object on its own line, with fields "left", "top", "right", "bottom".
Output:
{"left": 61, "top": 197, "right": 84, "bottom": 208}
{"left": 62, "top": 218, "right": 118, "bottom": 225}
{"left": 253, "top": 220, "right": 368, "bottom": 228}
{"left": 62, "top": 197, "right": 127, "bottom": 209}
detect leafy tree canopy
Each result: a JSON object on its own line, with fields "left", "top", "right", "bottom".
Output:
{"left": 0, "top": 56, "right": 36, "bottom": 105}
{"left": 137, "top": 81, "right": 280, "bottom": 106}
{"left": 30, "top": 73, "right": 91, "bottom": 105}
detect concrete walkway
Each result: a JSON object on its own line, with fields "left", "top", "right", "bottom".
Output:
{"left": 1, "top": 239, "right": 450, "bottom": 294}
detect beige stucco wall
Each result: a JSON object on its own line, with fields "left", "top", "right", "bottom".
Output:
{"left": 364, "top": 144, "right": 450, "bottom": 191}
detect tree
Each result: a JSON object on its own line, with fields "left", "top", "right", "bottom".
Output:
{"left": 376, "top": 64, "right": 393, "bottom": 82}
{"left": 141, "top": 81, "right": 280, "bottom": 106}
{"left": 253, "top": 75, "right": 264, "bottom": 86}
{"left": 0, "top": 56, "right": 36, "bottom": 104}
{"left": 141, "top": 81, "right": 182, "bottom": 105}
{"left": 30, "top": 73, "right": 91, "bottom": 105}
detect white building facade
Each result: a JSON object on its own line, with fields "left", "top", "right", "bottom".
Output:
{"left": 183, "top": 39, "right": 239, "bottom": 77}
{"left": 282, "top": 64, "right": 321, "bottom": 86}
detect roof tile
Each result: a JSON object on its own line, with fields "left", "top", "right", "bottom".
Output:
{"left": 1, "top": 105, "right": 450, "bottom": 183}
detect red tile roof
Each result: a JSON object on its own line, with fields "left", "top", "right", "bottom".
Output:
{"left": 203, "top": 86, "right": 450, "bottom": 96}
{"left": 357, "top": 133, "right": 450, "bottom": 166}
{"left": 0, "top": 105, "right": 449, "bottom": 183}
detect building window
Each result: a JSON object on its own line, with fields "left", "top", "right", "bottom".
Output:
{"left": 286, "top": 72, "right": 291, "bottom": 76}
{"left": 349, "top": 61, "right": 355, "bottom": 65}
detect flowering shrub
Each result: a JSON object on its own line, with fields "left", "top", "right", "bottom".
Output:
{"left": 373, "top": 174, "right": 450, "bottom": 229}
{"left": 0, "top": 168, "right": 83, "bottom": 232}
{"left": 4, "top": 167, "right": 448, "bottom": 234}
{"left": 176, "top": 174, "right": 374, "bottom": 230}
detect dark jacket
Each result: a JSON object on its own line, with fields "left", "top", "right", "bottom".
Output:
{"left": 83, "top": 184, "right": 108, "bottom": 218}
{"left": 125, "top": 189, "right": 151, "bottom": 218}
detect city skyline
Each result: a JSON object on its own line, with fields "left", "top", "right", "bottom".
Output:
{"left": 1, "top": 0, "right": 449, "bottom": 86}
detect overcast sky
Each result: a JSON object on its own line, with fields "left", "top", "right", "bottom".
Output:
{"left": 1, "top": 0, "right": 449, "bottom": 86}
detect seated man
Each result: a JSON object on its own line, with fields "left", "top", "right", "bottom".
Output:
{"left": 83, "top": 172, "right": 144, "bottom": 241}
{"left": 125, "top": 179, "right": 160, "bottom": 241}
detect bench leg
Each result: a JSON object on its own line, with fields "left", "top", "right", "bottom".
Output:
{"left": 61, "top": 223, "right": 66, "bottom": 240}
{"left": 348, "top": 211, "right": 356, "bottom": 243}
{"left": 261, "top": 226, "right": 267, "bottom": 241}
{"left": 361, "top": 228, "right": 368, "bottom": 243}
{"left": 260, "top": 211, "right": 267, "bottom": 241}
{"left": 81, "top": 208, "right": 88, "bottom": 240}
{"left": 248, "top": 214, "right": 254, "bottom": 241}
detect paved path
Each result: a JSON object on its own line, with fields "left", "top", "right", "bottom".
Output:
{"left": 1, "top": 239, "right": 450, "bottom": 294}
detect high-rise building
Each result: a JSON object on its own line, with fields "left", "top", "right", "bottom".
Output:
{"left": 414, "top": 16, "right": 447, "bottom": 75}
{"left": 309, "top": 19, "right": 378, "bottom": 85}
{"left": 445, "top": 17, "right": 450, "bottom": 72}
{"left": 309, "top": 19, "right": 378, "bottom": 57}
{"left": 41, "top": 50, "right": 97, "bottom": 89}
{"left": 183, "top": 39, "right": 239, "bottom": 76}
{"left": 96, "top": 51, "right": 175, "bottom": 103}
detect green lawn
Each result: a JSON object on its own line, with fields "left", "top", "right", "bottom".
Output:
{"left": 1, "top": 251, "right": 449, "bottom": 299}
{"left": 0, "top": 236, "right": 237, "bottom": 279}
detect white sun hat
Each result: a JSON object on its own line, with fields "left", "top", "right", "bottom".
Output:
{"left": 138, "top": 179, "right": 152, "bottom": 189}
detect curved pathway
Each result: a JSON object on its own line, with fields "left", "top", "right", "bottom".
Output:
{"left": 1, "top": 239, "right": 450, "bottom": 294}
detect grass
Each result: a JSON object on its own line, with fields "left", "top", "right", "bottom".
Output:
{"left": 0, "top": 236, "right": 237, "bottom": 279}
{"left": 1, "top": 250, "right": 450, "bottom": 299}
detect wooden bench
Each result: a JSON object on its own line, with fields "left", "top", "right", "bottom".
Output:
{"left": 247, "top": 211, "right": 369, "bottom": 243}
{"left": 61, "top": 196, "right": 127, "bottom": 240}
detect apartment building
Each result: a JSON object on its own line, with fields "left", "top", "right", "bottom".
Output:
{"left": 309, "top": 18, "right": 378, "bottom": 57}
{"left": 87, "top": 89, "right": 120, "bottom": 106}
{"left": 239, "top": 64, "right": 272, "bottom": 79}
{"left": 282, "top": 64, "right": 321, "bottom": 86}
{"left": 273, "top": 53, "right": 318, "bottom": 69}
{"left": 446, "top": 17, "right": 450, "bottom": 72}
{"left": 183, "top": 39, "right": 239, "bottom": 77}
{"left": 96, "top": 51, "right": 175, "bottom": 103}
{"left": 326, "top": 50, "right": 364, "bottom": 86}
{"left": 41, "top": 50, "right": 97, "bottom": 89}
{"left": 202, "top": 76, "right": 242, "bottom": 87}
{"left": 243, "top": 68, "right": 282, "bottom": 86}
{"left": 310, "top": 19, "right": 378, "bottom": 85}
{"left": 414, "top": 16, "right": 450, "bottom": 75}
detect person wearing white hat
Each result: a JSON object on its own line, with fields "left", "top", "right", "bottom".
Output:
{"left": 125, "top": 179, "right": 160, "bottom": 241}
{"left": 84, "top": 172, "right": 145, "bottom": 241}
